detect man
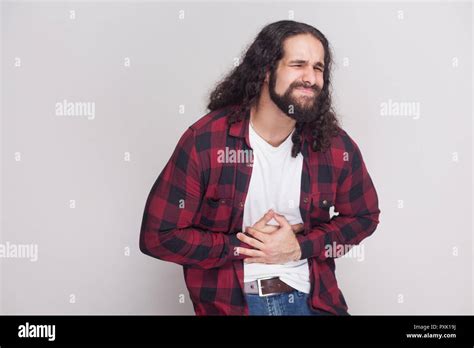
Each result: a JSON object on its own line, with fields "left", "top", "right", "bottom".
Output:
{"left": 139, "top": 20, "right": 380, "bottom": 315}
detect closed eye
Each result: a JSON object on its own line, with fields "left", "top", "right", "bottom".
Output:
{"left": 292, "top": 64, "right": 323, "bottom": 71}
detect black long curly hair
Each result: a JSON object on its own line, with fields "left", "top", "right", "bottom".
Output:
{"left": 207, "top": 20, "right": 341, "bottom": 157}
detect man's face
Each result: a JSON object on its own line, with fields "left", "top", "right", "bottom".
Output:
{"left": 268, "top": 34, "right": 326, "bottom": 123}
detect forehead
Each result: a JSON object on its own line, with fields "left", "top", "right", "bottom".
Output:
{"left": 281, "top": 34, "right": 325, "bottom": 63}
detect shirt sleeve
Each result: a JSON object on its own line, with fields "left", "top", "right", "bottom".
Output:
{"left": 296, "top": 137, "right": 381, "bottom": 262}
{"left": 139, "top": 127, "right": 252, "bottom": 269}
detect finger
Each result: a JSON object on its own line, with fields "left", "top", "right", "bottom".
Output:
{"left": 236, "top": 232, "right": 265, "bottom": 250}
{"left": 272, "top": 213, "right": 291, "bottom": 229}
{"left": 258, "top": 224, "right": 280, "bottom": 234}
{"left": 235, "top": 247, "right": 266, "bottom": 258}
{"left": 291, "top": 223, "right": 304, "bottom": 233}
{"left": 253, "top": 209, "right": 275, "bottom": 229}
{"left": 246, "top": 227, "right": 270, "bottom": 243}
{"left": 292, "top": 224, "right": 303, "bottom": 233}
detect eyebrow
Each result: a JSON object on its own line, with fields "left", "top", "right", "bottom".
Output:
{"left": 288, "top": 59, "right": 325, "bottom": 69}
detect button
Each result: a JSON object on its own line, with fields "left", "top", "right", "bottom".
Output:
{"left": 322, "top": 199, "right": 328, "bottom": 206}
{"left": 303, "top": 197, "right": 308, "bottom": 203}
{"left": 220, "top": 199, "right": 226, "bottom": 204}
{"left": 239, "top": 202, "right": 244, "bottom": 208}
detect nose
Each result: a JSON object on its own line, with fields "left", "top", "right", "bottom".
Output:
{"left": 301, "top": 66, "right": 318, "bottom": 87}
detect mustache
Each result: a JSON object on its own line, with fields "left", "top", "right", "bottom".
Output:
{"left": 291, "top": 83, "right": 321, "bottom": 94}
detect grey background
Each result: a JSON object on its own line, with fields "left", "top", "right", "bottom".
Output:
{"left": 1, "top": 1, "right": 472, "bottom": 315}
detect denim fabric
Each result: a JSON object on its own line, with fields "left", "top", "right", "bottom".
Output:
{"left": 245, "top": 289, "right": 333, "bottom": 316}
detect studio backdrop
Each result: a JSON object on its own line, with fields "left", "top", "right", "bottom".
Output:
{"left": 1, "top": 0, "right": 472, "bottom": 314}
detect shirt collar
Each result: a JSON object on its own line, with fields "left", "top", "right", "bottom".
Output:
{"left": 228, "top": 104, "right": 311, "bottom": 152}
{"left": 228, "top": 105, "right": 251, "bottom": 148}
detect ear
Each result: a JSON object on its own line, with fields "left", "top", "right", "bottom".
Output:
{"left": 264, "top": 71, "right": 270, "bottom": 84}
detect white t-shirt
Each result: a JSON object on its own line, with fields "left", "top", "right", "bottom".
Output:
{"left": 242, "top": 121, "right": 311, "bottom": 294}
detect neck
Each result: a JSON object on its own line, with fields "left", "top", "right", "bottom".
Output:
{"left": 250, "top": 92, "right": 296, "bottom": 147}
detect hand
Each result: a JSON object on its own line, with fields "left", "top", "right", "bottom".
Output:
{"left": 244, "top": 211, "right": 304, "bottom": 235}
{"left": 291, "top": 223, "right": 304, "bottom": 234}
{"left": 249, "top": 210, "right": 279, "bottom": 235}
{"left": 236, "top": 211, "right": 302, "bottom": 264}
{"left": 257, "top": 223, "right": 303, "bottom": 234}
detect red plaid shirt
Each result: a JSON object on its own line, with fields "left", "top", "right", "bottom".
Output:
{"left": 140, "top": 104, "right": 380, "bottom": 315}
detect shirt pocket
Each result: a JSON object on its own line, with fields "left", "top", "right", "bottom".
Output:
{"left": 309, "top": 191, "right": 336, "bottom": 224}
{"left": 198, "top": 190, "right": 234, "bottom": 233}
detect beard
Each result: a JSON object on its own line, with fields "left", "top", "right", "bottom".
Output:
{"left": 268, "top": 70, "right": 322, "bottom": 123}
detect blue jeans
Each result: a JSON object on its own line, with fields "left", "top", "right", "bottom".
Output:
{"left": 245, "top": 289, "right": 332, "bottom": 316}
